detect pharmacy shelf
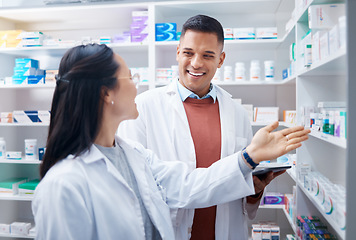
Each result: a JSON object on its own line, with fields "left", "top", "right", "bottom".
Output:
{"left": 155, "top": 39, "right": 284, "bottom": 51}
{"left": 0, "top": 123, "right": 49, "bottom": 127}
{"left": 296, "top": 180, "right": 345, "bottom": 240}
{"left": 309, "top": 129, "right": 347, "bottom": 149}
{"left": 0, "top": 195, "right": 33, "bottom": 201}
{"left": 297, "top": 0, "right": 345, "bottom": 23}
{"left": 287, "top": 168, "right": 297, "bottom": 182}
{"left": 251, "top": 121, "right": 295, "bottom": 127}
{"left": 280, "top": 75, "right": 296, "bottom": 85}
{"left": 0, "top": 42, "right": 148, "bottom": 57}
{"left": 283, "top": 207, "right": 297, "bottom": 234}
{"left": 0, "top": 233, "right": 34, "bottom": 239}
{"left": 0, "top": 2, "right": 148, "bottom": 23}
{"left": 298, "top": 47, "right": 347, "bottom": 77}
{"left": 259, "top": 204, "right": 297, "bottom": 234}
{"left": 211, "top": 80, "right": 291, "bottom": 86}
{"left": 259, "top": 204, "right": 284, "bottom": 209}
{"left": 0, "top": 159, "right": 41, "bottom": 164}
{"left": 0, "top": 84, "right": 55, "bottom": 89}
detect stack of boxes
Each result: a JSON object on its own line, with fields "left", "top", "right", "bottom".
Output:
{"left": 296, "top": 216, "right": 338, "bottom": 240}
{"left": 251, "top": 222, "right": 280, "bottom": 240}
{"left": 0, "top": 31, "right": 46, "bottom": 48}
{"left": 131, "top": 11, "right": 149, "bottom": 43}
{"left": 155, "top": 22, "right": 177, "bottom": 41}
{"left": 12, "top": 58, "right": 46, "bottom": 85}
{"left": 19, "top": 31, "right": 44, "bottom": 47}
{"left": 0, "top": 30, "right": 23, "bottom": 48}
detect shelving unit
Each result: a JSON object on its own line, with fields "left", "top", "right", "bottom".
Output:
{"left": 0, "top": 0, "right": 353, "bottom": 239}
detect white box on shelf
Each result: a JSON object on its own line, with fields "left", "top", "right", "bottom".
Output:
{"left": 255, "top": 27, "right": 277, "bottom": 39}
{"left": 253, "top": 107, "right": 279, "bottom": 123}
{"left": 10, "top": 222, "right": 31, "bottom": 235}
{"left": 328, "top": 24, "right": 340, "bottom": 56}
{"left": 0, "top": 224, "right": 10, "bottom": 234}
{"left": 312, "top": 31, "right": 322, "bottom": 64}
{"left": 319, "top": 31, "right": 329, "bottom": 60}
{"left": 308, "top": 4, "right": 345, "bottom": 29}
{"left": 317, "top": 101, "right": 346, "bottom": 108}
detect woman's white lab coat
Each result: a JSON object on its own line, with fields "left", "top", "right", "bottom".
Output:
{"left": 119, "top": 81, "right": 258, "bottom": 240}
{"left": 32, "top": 136, "right": 254, "bottom": 240}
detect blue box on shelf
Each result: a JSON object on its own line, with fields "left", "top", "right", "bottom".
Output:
{"left": 15, "top": 58, "right": 39, "bottom": 68}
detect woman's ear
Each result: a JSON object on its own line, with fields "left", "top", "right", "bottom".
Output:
{"left": 101, "top": 86, "right": 112, "bottom": 104}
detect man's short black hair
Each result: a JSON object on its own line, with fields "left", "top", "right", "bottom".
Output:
{"left": 181, "top": 14, "right": 224, "bottom": 45}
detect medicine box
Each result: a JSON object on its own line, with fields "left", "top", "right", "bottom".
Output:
{"left": 319, "top": 31, "right": 329, "bottom": 60}
{"left": 130, "top": 23, "right": 149, "bottom": 35}
{"left": 155, "top": 32, "right": 176, "bottom": 41}
{"left": 131, "top": 33, "right": 148, "bottom": 43}
{"left": 39, "top": 147, "right": 46, "bottom": 160}
{"left": 13, "top": 111, "right": 40, "bottom": 123}
{"left": 155, "top": 23, "right": 177, "bottom": 41}
{"left": 256, "top": 27, "right": 277, "bottom": 39}
{"left": 264, "top": 193, "right": 285, "bottom": 205}
{"left": 155, "top": 23, "right": 177, "bottom": 33}
{"left": 38, "top": 110, "right": 51, "bottom": 123}
{"left": 10, "top": 222, "right": 31, "bottom": 236}
{"left": 233, "top": 28, "right": 255, "bottom": 39}
{"left": 18, "top": 179, "right": 40, "bottom": 195}
{"left": 13, "top": 67, "right": 37, "bottom": 77}
{"left": 283, "top": 110, "right": 297, "bottom": 125}
{"left": 0, "top": 224, "right": 10, "bottom": 234}
{"left": 6, "top": 151, "right": 22, "bottom": 160}
{"left": 18, "top": 31, "right": 43, "bottom": 39}
{"left": 251, "top": 224, "right": 262, "bottom": 240}
{"left": 132, "top": 11, "right": 148, "bottom": 25}
{"left": 15, "top": 58, "right": 39, "bottom": 68}
{"left": 223, "top": 28, "right": 234, "bottom": 40}
{"left": 0, "top": 112, "right": 13, "bottom": 123}
{"left": 270, "top": 226, "right": 280, "bottom": 240}
{"left": 308, "top": 4, "right": 345, "bottom": 29}
{"left": 21, "top": 37, "right": 44, "bottom": 47}
{"left": 0, "top": 178, "right": 27, "bottom": 195}
{"left": 317, "top": 101, "right": 346, "bottom": 108}
{"left": 254, "top": 107, "right": 279, "bottom": 123}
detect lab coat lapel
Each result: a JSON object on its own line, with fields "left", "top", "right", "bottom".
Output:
{"left": 81, "top": 145, "right": 137, "bottom": 197}
{"left": 216, "top": 86, "right": 236, "bottom": 158}
{"left": 165, "top": 81, "right": 190, "bottom": 128}
{"left": 118, "top": 138, "right": 173, "bottom": 239}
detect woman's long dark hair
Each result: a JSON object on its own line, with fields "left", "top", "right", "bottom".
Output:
{"left": 40, "top": 44, "right": 119, "bottom": 178}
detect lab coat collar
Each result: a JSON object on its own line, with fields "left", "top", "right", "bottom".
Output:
{"left": 80, "top": 136, "right": 143, "bottom": 165}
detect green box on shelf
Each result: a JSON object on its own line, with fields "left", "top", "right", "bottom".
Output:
{"left": 18, "top": 179, "right": 40, "bottom": 195}
{"left": 0, "top": 177, "right": 28, "bottom": 195}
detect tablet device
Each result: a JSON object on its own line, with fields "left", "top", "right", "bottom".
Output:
{"left": 252, "top": 164, "right": 291, "bottom": 176}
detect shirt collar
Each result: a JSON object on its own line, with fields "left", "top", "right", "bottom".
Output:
{"left": 176, "top": 79, "right": 217, "bottom": 103}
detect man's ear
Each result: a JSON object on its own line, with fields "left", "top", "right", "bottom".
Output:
{"left": 176, "top": 44, "right": 180, "bottom": 62}
{"left": 218, "top": 51, "right": 226, "bottom": 68}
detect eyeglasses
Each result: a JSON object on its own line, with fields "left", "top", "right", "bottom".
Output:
{"left": 118, "top": 73, "right": 140, "bottom": 88}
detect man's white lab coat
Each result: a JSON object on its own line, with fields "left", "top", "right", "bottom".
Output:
{"left": 119, "top": 81, "right": 258, "bottom": 240}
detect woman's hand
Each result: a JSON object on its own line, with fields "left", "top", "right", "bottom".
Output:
{"left": 246, "top": 121, "right": 310, "bottom": 164}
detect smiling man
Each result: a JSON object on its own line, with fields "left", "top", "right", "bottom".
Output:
{"left": 119, "top": 15, "right": 283, "bottom": 240}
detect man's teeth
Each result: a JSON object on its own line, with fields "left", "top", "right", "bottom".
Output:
{"left": 189, "top": 72, "right": 204, "bottom": 76}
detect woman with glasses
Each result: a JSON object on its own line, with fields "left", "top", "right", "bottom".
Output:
{"left": 32, "top": 43, "right": 309, "bottom": 239}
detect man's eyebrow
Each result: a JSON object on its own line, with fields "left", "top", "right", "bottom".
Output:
{"left": 182, "top": 48, "right": 216, "bottom": 55}
{"left": 204, "top": 50, "right": 216, "bottom": 55}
